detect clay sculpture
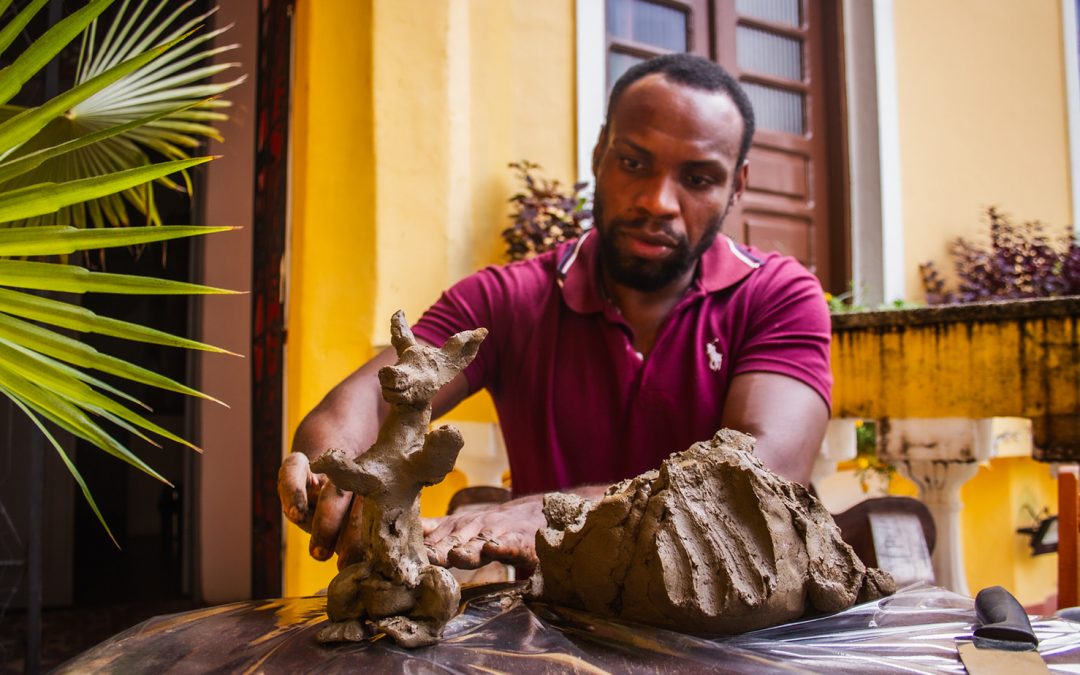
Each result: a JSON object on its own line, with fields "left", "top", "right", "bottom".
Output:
{"left": 311, "top": 311, "right": 487, "bottom": 648}
{"left": 533, "top": 429, "right": 896, "bottom": 634}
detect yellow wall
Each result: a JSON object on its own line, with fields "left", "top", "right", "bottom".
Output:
{"left": 286, "top": 0, "right": 376, "bottom": 595}
{"left": 892, "top": 0, "right": 1072, "bottom": 300}
{"left": 285, "top": 0, "right": 576, "bottom": 597}
{"left": 369, "top": 0, "right": 577, "bottom": 342}
{"left": 960, "top": 458, "right": 1059, "bottom": 605}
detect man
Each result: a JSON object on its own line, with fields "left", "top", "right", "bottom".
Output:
{"left": 278, "top": 54, "right": 831, "bottom": 573}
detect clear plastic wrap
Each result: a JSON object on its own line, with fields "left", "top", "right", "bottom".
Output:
{"left": 59, "top": 583, "right": 1080, "bottom": 673}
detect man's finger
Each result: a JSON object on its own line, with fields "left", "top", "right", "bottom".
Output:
{"left": 425, "top": 534, "right": 459, "bottom": 567}
{"left": 426, "top": 514, "right": 486, "bottom": 567}
{"left": 336, "top": 497, "right": 366, "bottom": 569}
{"left": 278, "top": 453, "right": 314, "bottom": 527}
{"left": 482, "top": 531, "right": 537, "bottom": 570}
{"left": 420, "top": 517, "right": 440, "bottom": 536}
{"left": 447, "top": 537, "right": 487, "bottom": 569}
{"left": 309, "top": 482, "right": 352, "bottom": 561}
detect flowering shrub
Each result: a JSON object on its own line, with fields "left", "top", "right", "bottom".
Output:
{"left": 502, "top": 160, "right": 592, "bottom": 262}
{"left": 920, "top": 206, "right": 1080, "bottom": 304}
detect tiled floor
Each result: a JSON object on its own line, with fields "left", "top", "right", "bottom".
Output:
{"left": 0, "top": 597, "right": 202, "bottom": 673}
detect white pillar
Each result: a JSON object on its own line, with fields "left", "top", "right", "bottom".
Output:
{"left": 879, "top": 418, "right": 999, "bottom": 595}
{"left": 891, "top": 459, "right": 979, "bottom": 595}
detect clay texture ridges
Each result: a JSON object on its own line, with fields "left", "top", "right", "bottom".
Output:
{"left": 534, "top": 429, "right": 896, "bottom": 634}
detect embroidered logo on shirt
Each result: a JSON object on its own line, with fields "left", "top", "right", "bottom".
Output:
{"left": 705, "top": 339, "right": 724, "bottom": 372}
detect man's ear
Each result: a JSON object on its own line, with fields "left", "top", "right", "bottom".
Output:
{"left": 731, "top": 160, "right": 750, "bottom": 205}
{"left": 591, "top": 125, "right": 607, "bottom": 177}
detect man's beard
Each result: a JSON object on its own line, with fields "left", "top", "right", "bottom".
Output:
{"left": 593, "top": 197, "right": 728, "bottom": 293}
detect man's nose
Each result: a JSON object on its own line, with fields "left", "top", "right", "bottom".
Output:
{"left": 634, "top": 173, "right": 679, "bottom": 218}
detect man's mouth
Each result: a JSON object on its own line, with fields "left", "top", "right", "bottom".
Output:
{"left": 618, "top": 229, "right": 679, "bottom": 259}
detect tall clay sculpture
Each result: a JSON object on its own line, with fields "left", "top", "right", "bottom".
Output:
{"left": 311, "top": 311, "right": 487, "bottom": 648}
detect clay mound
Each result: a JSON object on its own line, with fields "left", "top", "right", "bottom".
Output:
{"left": 534, "top": 429, "right": 895, "bottom": 634}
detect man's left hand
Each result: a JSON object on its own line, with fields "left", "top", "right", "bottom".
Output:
{"left": 421, "top": 496, "right": 546, "bottom": 574}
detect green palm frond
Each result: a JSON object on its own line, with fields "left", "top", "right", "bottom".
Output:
{"left": 0, "top": 1, "right": 241, "bottom": 537}
{"left": 1, "top": 0, "right": 243, "bottom": 228}
{"left": 0, "top": 222, "right": 236, "bottom": 534}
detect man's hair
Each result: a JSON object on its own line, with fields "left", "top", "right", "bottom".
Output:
{"left": 606, "top": 53, "right": 756, "bottom": 170}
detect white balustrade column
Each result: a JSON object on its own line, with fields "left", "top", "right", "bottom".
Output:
{"left": 879, "top": 418, "right": 1000, "bottom": 595}
{"left": 891, "top": 459, "right": 980, "bottom": 595}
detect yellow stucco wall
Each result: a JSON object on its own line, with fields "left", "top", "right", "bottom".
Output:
{"left": 892, "top": 0, "right": 1072, "bottom": 301}
{"left": 832, "top": 306, "right": 1075, "bottom": 605}
{"left": 285, "top": 0, "right": 576, "bottom": 597}
{"left": 285, "top": 0, "right": 376, "bottom": 594}
{"left": 960, "top": 458, "right": 1059, "bottom": 604}
{"left": 879, "top": 1, "right": 1072, "bottom": 604}
{"left": 369, "top": 0, "right": 577, "bottom": 341}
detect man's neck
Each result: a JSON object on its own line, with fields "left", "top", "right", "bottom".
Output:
{"left": 602, "top": 265, "right": 697, "bottom": 356}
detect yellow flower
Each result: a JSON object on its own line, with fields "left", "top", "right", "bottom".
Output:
{"left": 824, "top": 292, "right": 834, "bottom": 302}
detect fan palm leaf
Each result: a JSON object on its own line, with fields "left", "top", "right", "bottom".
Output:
{"left": 0, "top": 0, "right": 243, "bottom": 228}
{"left": 0, "top": 0, "right": 241, "bottom": 536}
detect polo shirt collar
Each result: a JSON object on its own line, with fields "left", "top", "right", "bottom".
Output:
{"left": 557, "top": 230, "right": 761, "bottom": 314}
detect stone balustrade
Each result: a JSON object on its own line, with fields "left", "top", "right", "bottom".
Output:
{"left": 829, "top": 297, "right": 1080, "bottom": 596}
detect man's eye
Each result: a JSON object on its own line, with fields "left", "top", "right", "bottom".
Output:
{"left": 619, "top": 157, "right": 643, "bottom": 171}
{"left": 685, "top": 174, "right": 716, "bottom": 189}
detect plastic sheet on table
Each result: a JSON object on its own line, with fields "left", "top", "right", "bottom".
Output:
{"left": 57, "top": 582, "right": 1080, "bottom": 673}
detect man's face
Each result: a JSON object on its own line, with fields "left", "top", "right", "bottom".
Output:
{"left": 592, "top": 74, "right": 747, "bottom": 292}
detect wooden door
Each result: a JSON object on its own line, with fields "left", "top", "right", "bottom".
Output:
{"left": 713, "top": 0, "right": 847, "bottom": 288}
{"left": 605, "top": 0, "right": 711, "bottom": 85}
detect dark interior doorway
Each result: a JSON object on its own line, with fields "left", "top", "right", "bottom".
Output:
{"left": 71, "top": 233, "right": 198, "bottom": 607}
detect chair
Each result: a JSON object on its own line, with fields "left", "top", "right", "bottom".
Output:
{"left": 832, "top": 496, "right": 937, "bottom": 586}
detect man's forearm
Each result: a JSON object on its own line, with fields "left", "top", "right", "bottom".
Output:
{"left": 292, "top": 348, "right": 397, "bottom": 459}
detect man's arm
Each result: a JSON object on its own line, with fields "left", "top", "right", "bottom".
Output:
{"left": 720, "top": 371, "right": 829, "bottom": 486}
{"left": 277, "top": 343, "right": 472, "bottom": 565}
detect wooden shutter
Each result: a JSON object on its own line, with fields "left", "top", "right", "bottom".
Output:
{"left": 605, "top": 0, "right": 710, "bottom": 86}
{"left": 713, "top": 0, "right": 847, "bottom": 287}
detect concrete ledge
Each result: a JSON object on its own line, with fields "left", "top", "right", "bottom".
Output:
{"left": 832, "top": 296, "right": 1080, "bottom": 330}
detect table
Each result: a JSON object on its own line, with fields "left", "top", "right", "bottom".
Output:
{"left": 58, "top": 583, "right": 1080, "bottom": 673}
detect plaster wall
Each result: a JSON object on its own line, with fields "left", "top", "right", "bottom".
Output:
{"left": 891, "top": 0, "right": 1072, "bottom": 301}
{"left": 198, "top": 0, "right": 257, "bottom": 604}
{"left": 285, "top": 0, "right": 576, "bottom": 597}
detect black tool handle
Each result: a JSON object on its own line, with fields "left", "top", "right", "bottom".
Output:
{"left": 973, "top": 585, "right": 1039, "bottom": 647}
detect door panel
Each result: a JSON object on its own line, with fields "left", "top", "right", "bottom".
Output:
{"left": 606, "top": 0, "right": 710, "bottom": 87}
{"left": 745, "top": 213, "right": 812, "bottom": 264}
{"left": 714, "top": 0, "right": 842, "bottom": 285}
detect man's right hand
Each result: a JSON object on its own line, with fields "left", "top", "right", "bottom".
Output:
{"left": 276, "top": 343, "right": 472, "bottom": 568}
{"left": 277, "top": 451, "right": 357, "bottom": 562}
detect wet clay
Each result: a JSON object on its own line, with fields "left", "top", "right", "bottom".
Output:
{"left": 533, "top": 429, "right": 896, "bottom": 634}
{"left": 311, "top": 311, "right": 487, "bottom": 648}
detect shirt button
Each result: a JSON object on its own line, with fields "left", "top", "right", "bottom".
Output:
{"left": 634, "top": 351, "right": 644, "bottom": 360}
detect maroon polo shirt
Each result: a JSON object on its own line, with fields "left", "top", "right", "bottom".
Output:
{"left": 412, "top": 230, "right": 832, "bottom": 497}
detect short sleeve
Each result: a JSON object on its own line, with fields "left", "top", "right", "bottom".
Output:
{"left": 410, "top": 257, "right": 554, "bottom": 395}
{"left": 731, "top": 258, "right": 833, "bottom": 411}
{"left": 410, "top": 270, "right": 503, "bottom": 394}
